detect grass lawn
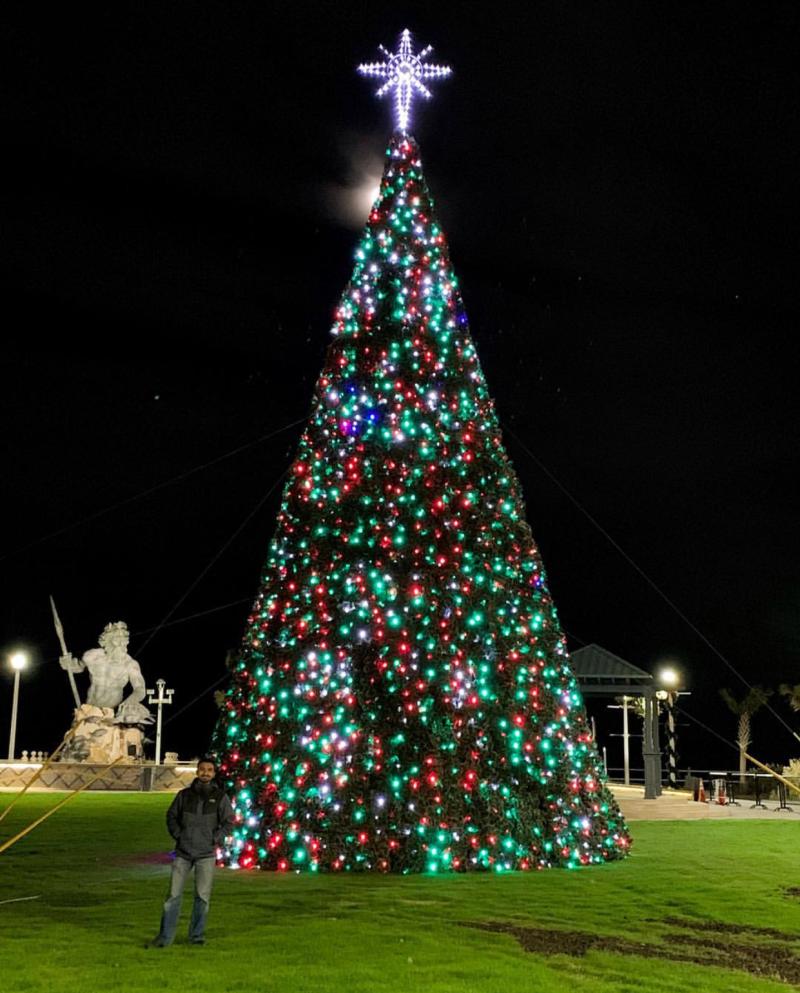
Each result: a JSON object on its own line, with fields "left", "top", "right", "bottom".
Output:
{"left": 1, "top": 793, "right": 799, "bottom": 992}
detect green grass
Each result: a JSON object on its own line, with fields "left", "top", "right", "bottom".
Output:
{"left": 1, "top": 793, "right": 799, "bottom": 992}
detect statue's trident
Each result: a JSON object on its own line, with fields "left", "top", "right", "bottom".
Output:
{"left": 50, "top": 595, "right": 81, "bottom": 708}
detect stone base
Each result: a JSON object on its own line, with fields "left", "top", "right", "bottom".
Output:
{"left": 0, "top": 761, "right": 196, "bottom": 792}
{"left": 58, "top": 704, "right": 145, "bottom": 764}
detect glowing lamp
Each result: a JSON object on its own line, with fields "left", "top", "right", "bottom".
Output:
{"left": 10, "top": 652, "right": 28, "bottom": 671}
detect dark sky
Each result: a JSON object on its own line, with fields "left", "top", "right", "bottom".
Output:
{"left": 2, "top": 2, "right": 798, "bottom": 774}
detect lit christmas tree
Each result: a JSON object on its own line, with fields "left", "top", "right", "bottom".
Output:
{"left": 215, "top": 30, "right": 630, "bottom": 873}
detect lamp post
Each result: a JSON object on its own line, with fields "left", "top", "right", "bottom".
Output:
{"left": 657, "top": 666, "right": 680, "bottom": 790}
{"left": 7, "top": 652, "right": 28, "bottom": 761}
{"left": 619, "top": 695, "right": 631, "bottom": 786}
{"left": 146, "top": 679, "right": 174, "bottom": 765}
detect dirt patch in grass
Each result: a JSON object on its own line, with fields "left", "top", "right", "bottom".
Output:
{"left": 466, "top": 918, "right": 800, "bottom": 986}
{"left": 785, "top": 887, "right": 800, "bottom": 899}
{"left": 659, "top": 915, "right": 800, "bottom": 942}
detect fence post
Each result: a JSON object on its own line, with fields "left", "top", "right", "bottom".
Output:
{"left": 750, "top": 772, "right": 766, "bottom": 809}
{"left": 774, "top": 782, "right": 793, "bottom": 812}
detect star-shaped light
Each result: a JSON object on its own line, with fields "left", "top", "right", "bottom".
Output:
{"left": 357, "top": 29, "right": 452, "bottom": 132}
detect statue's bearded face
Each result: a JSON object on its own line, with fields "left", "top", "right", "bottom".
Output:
{"left": 99, "top": 626, "right": 129, "bottom": 655}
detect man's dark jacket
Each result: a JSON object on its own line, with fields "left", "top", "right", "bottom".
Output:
{"left": 166, "top": 779, "right": 234, "bottom": 860}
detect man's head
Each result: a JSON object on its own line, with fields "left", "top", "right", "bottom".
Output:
{"left": 197, "top": 757, "right": 216, "bottom": 784}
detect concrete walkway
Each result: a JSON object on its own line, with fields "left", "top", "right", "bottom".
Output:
{"left": 612, "top": 784, "right": 800, "bottom": 820}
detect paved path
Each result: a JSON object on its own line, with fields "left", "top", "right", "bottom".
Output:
{"left": 612, "top": 784, "right": 800, "bottom": 820}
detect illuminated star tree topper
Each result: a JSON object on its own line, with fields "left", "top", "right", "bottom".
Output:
{"left": 358, "top": 28, "right": 452, "bottom": 133}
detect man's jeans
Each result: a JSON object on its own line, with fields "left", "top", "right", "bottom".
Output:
{"left": 157, "top": 855, "right": 215, "bottom": 944}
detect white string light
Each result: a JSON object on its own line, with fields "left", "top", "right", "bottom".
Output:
{"left": 357, "top": 28, "right": 452, "bottom": 132}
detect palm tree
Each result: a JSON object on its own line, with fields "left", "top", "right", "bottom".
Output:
{"left": 719, "top": 686, "right": 772, "bottom": 783}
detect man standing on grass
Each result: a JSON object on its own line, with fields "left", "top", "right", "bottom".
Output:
{"left": 151, "top": 757, "right": 234, "bottom": 947}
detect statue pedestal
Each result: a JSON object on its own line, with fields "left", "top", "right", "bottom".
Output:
{"left": 0, "top": 760, "right": 196, "bottom": 791}
{"left": 59, "top": 704, "right": 144, "bottom": 764}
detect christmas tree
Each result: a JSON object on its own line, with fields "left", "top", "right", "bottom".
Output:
{"left": 215, "top": 31, "right": 630, "bottom": 873}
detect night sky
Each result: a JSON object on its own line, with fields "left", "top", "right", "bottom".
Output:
{"left": 3, "top": 3, "right": 798, "bottom": 774}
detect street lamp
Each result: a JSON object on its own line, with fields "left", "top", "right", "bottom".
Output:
{"left": 659, "top": 666, "right": 680, "bottom": 690}
{"left": 7, "top": 652, "right": 28, "bottom": 761}
{"left": 657, "top": 665, "right": 681, "bottom": 790}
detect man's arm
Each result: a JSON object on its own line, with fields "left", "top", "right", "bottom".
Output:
{"left": 213, "top": 794, "right": 235, "bottom": 846}
{"left": 166, "top": 792, "right": 183, "bottom": 841}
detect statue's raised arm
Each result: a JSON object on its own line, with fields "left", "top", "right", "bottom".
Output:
{"left": 59, "top": 652, "right": 86, "bottom": 674}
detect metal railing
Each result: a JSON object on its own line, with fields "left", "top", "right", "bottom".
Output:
{"left": 606, "top": 765, "right": 800, "bottom": 810}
